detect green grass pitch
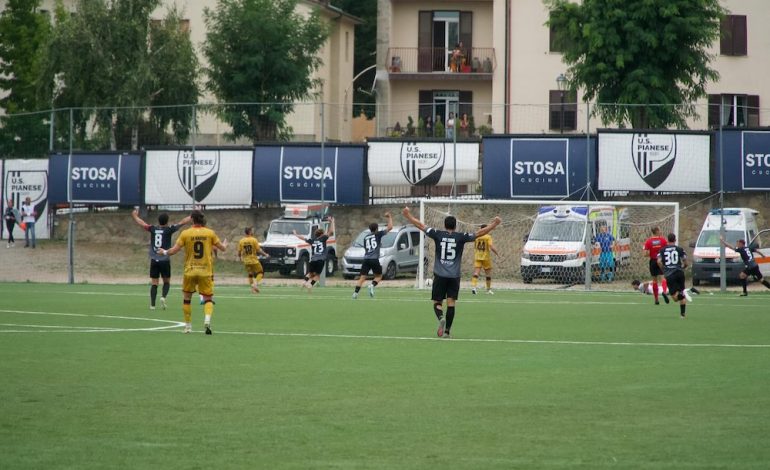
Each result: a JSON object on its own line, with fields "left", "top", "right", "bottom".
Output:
{"left": 1, "top": 282, "right": 769, "bottom": 469}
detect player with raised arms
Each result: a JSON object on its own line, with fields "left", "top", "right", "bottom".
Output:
{"left": 293, "top": 217, "right": 335, "bottom": 291}
{"left": 238, "top": 227, "right": 270, "bottom": 294}
{"left": 158, "top": 210, "right": 227, "bottom": 334}
{"left": 402, "top": 206, "right": 501, "bottom": 338}
{"left": 657, "top": 233, "right": 688, "bottom": 319}
{"left": 132, "top": 208, "right": 191, "bottom": 310}
{"left": 643, "top": 226, "right": 669, "bottom": 305}
{"left": 352, "top": 212, "right": 393, "bottom": 299}
{"left": 470, "top": 224, "right": 499, "bottom": 295}
{"left": 720, "top": 236, "right": 770, "bottom": 296}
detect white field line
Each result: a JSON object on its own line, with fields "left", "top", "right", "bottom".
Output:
{"left": 0, "top": 309, "right": 184, "bottom": 333}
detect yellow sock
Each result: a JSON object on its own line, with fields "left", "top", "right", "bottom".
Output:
{"left": 256, "top": 272, "right": 264, "bottom": 284}
{"left": 486, "top": 278, "right": 492, "bottom": 289}
{"left": 204, "top": 301, "right": 214, "bottom": 323}
{"left": 471, "top": 275, "right": 479, "bottom": 288}
{"left": 183, "top": 303, "right": 192, "bottom": 324}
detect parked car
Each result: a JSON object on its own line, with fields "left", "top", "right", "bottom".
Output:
{"left": 342, "top": 224, "right": 425, "bottom": 280}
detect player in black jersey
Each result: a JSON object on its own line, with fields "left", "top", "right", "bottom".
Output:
{"left": 720, "top": 236, "right": 770, "bottom": 296}
{"left": 132, "top": 209, "right": 191, "bottom": 310}
{"left": 657, "top": 233, "right": 689, "bottom": 318}
{"left": 352, "top": 212, "right": 393, "bottom": 299}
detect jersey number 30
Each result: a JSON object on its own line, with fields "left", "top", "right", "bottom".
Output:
{"left": 663, "top": 250, "right": 679, "bottom": 266}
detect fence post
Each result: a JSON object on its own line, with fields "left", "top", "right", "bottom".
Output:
{"left": 320, "top": 101, "right": 327, "bottom": 287}
{"left": 191, "top": 104, "right": 197, "bottom": 205}
{"left": 67, "top": 107, "right": 75, "bottom": 284}
{"left": 49, "top": 108, "right": 54, "bottom": 153}
{"left": 718, "top": 102, "right": 726, "bottom": 293}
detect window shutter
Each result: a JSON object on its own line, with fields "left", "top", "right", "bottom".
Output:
{"left": 459, "top": 12, "right": 473, "bottom": 58}
{"left": 419, "top": 90, "right": 433, "bottom": 127}
{"left": 549, "top": 90, "right": 561, "bottom": 130}
{"left": 720, "top": 17, "right": 733, "bottom": 55}
{"left": 565, "top": 90, "right": 578, "bottom": 131}
{"left": 418, "top": 11, "right": 432, "bottom": 72}
{"left": 747, "top": 95, "right": 760, "bottom": 127}
{"left": 733, "top": 15, "right": 747, "bottom": 56}
{"left": 459, "top": 91, "right": 473, "bottom": 122}
{"left": 708, "top": 94, "right": 721, "bottom": 128}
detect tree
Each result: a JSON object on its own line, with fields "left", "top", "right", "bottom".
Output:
{"left": 546, "top": 0, "right": 725, "bottom": 129}
{"left": 332, "top": 0, "right": 376, "bottom": 117}
{"left": 40, "top": 0, "right": 199, "bottom": 150}
{"left": 203, "top": 0, "right": 328, "bottom": 142}
{"left": 0, "top": 0, "right": 51, "bottom": 157}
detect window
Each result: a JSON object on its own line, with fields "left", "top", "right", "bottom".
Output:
{"left": 720, "top": 15, "right": 747, "bottom": 56}
{"left": 549, "top": 16, "right": 566, "bottom": 53}
{"left": 548, "top": 90, "right": 577, "bottom": 132}
{"left": 409, "top": 231, "right": 420, "bottom": 248}
{"left": 417, "top": 11, "right": 473, "bottom": 73}
{"left": 707, "top": 94, "right": 759, "bottom": 128}
{"left": 397, "top": 234, "right": 409, "bottom": 251}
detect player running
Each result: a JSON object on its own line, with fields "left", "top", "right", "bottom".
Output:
{"left": 643, "top": 226, "right": 669, "bottom": 305}
{"left": 470, "top": 225, "right": 499, "bottom": 295}
{"left": 238, "top": 227, "right": 270, "bottom": 294}
{"left": 631, "top": 279, "right": 699, "bottom": 302}
{"left": 132, "top": 209, "right": 191, "bottom": 310}
{"left": 657, "top": 233, "right": 689, "bottom": 318}
{"left": 158, "top": 210, "right": 227, "bottom": 335}
{"left": 720, "top": 236, "right": 770, "bottom": 296}
{"left": 402, "top": 206, "right": 501, "bottom": 339}
{"left": 293, "top": 217, "right": 335, "bottom": 291}
{"left": 352, "top": 212, "right": 393, "bottom": 299}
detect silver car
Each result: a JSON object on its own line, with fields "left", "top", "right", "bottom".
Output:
{"left": 342, "top": 225, "right": 425, "bottom": 279}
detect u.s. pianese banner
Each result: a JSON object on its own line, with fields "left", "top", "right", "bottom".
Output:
{"left": 598, "top": 131, "right": 710, "bottom": 192}
{"left": 367, "top": 141, "right": 479, "bottom": 186}
{"left": 144, "top": 148, "right": 253, "bottom": 205}
{"left": 2, "top": 158, "right": 50, "bottom": 240}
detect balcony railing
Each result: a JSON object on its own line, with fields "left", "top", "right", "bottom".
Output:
{"left": 386, "top": 47, "right": 496, "bottom": 76}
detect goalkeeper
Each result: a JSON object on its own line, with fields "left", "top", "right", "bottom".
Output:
{"left": 471, "top": 225, "right": 499, "bottom": 295}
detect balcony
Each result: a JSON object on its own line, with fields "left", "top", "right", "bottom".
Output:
{"left": 386, "top": 47, "right": 495, "bottom": 80}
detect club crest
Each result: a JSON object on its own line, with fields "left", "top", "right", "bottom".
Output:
{"left": 400, "top": 142, "right": 445, "bottom": 186}
{"left": 632, "top": 133, "right": 677, "bottom": 189}
{"left": 177, "top": 150, "right": 220, "bottom": 201}
{"left": 5, "top": 170, "right": 47, "bottom": 221}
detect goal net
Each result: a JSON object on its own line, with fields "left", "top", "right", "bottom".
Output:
{"left": 417, "top": 199, "right": 679, "bottom": 291}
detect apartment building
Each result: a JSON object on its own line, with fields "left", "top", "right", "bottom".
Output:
{"left": 1, "top": 0, "right": 360, "bottom": 143}
{"left": 376, "top": 0, "right": 770, "bottom": 136}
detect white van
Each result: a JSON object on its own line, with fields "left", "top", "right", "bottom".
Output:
{"left": 691, "top": 208, "right": 767, "bottom": 285}
{"left": 521, "top": 205, "right": 630, "bottom": 283}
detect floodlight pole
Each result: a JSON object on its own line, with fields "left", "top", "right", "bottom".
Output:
{"left": 719, "top": 103, "right": 726, "bottom": 293}
{"left": 320, "top": 101, "right": 327, "bottom": 287}
{"left": 67, "top": 107, "right": 75, "bottom": 284}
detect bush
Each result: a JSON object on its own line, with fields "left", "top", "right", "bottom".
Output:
{"left": 434, "top": 120, "right": 445, "bottom": 138}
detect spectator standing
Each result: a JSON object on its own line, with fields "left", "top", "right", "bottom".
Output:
{"left": 20, "top": 196, "right": 36, "bottom": 248}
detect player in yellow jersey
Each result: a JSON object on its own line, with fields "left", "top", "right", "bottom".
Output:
{"left": 471, "top": 225, "right": 499, "bottom": 295}
{"left": 238, "top": 227, "right": 270, "bottom": 294}
{"left": 159, "top": 211, "right": 227, "bottom": 335}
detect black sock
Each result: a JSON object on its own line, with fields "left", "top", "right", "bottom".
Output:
{"left": 433, "top": 304, "right": 443, "bottom": 320}
{"left": 680, "top": 304, "right": 686, "bottom": 316}
{"left": 310, "top": 280, "right": 317, "bottom": 286}
{"left": 150, "top": 285, "right": 158, "bottom": 306}
{"left": 446, "top": 306, "right": 456, "bottom": 331}
{"left": 354, "top": 286, "right": 361, "bottom": 293}
{"left": 742, "top": 278, "right": 748, "bottom": 293}
{"left": 762, "top": 280, "right": 770, "bottom": 289}
{"left": 162, "top": 282, "right": 170, "bottom": 298}
{"left": 372, "top": 280, "right": 379, "bottom": 287}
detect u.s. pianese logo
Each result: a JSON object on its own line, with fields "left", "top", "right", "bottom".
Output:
{"left": 177, "top": 150, "right": 220, "bottom": 202}
{"left": 400, "top": 142, "right": 445, "bottom": 186}
{"left": 632, "top": 133, "right": 677, "bottom": 189}
{"left": 5, "top": 170, "right": 47, "bottom": 222}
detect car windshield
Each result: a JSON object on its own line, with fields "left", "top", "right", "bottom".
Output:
{"left": 696, "top": 230, "right": 743, "bottom": 248}
{"left": 269, "top": 221, "right": 310, "bottom": 236}
{"left": 352, "top": 230, "right": 398, "bottom": 248}
{"left": 528, "top": 219, "right": 585, "bottom": 242}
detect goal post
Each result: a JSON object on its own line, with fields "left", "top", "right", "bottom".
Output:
{"left": 416, "top": 198, "right": 679, "bottom": 291}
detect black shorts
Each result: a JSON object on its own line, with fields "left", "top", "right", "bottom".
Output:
{"left": 150, "top": 259, "right": 171, "bottom": 279}
{"left": 309, "top": 260, "right": 325, "bottom": 275}
{"left": 431, "top": 275, "right": 461, "bottom": 302}
{"left": 665, "top": 271, "right": 686, "bottom": 296}
{"left": 649, "top": 259, "right": 663, "bottom": 277}
{"left": 359, "top": 258, "right": 383, "bottom": 276}
{"left": 743, "top": 266, "right": 763, "bottom": 279}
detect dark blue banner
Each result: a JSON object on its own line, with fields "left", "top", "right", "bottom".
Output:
{"left": 714, "top": 129, "right": 770, "bottom": 191}
{"left": 482, "top": 136, "right": 596, "bottom": 198}
{"left": 48, "top": 153, "right": 141, "bottom": 204}
{"left": 253, "top": 145, "right": 366, "bottom": 204}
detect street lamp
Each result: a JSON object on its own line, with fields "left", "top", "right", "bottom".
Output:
{"left": 556, "top": 73, "right": 567, "bottom": 134}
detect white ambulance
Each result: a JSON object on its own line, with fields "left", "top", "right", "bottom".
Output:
{"left": 691, "top": 208, "right": 767, "bottom": 285}
{"left": 260, "top": 204, "right": 337, "bottom": 278}
{"left": 521, "top": 205, "right": 630, "bottom": 284}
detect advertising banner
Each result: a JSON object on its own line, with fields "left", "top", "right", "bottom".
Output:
{"left": 741, "top": 131, "right": 770, "bottom": 190}
{"left": 366, "top": 141, "right": 479, "bottom": 186}
{"left": 2, "top": 159, "right": 50, "bottom": 240}
{"left": 48, "top": 153, "right": 141, "bottom": 204}
{"left": 482, "top": 136, "right": 596, "bottom": 199}
{"left": 598, "top": 131, "right": 710, "bottom": 192}
{"left": 145, "top": 148, "right": 253, "bottom": 205}
{"left": 252, "top": 145, "right": 365, "bottom": 204}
